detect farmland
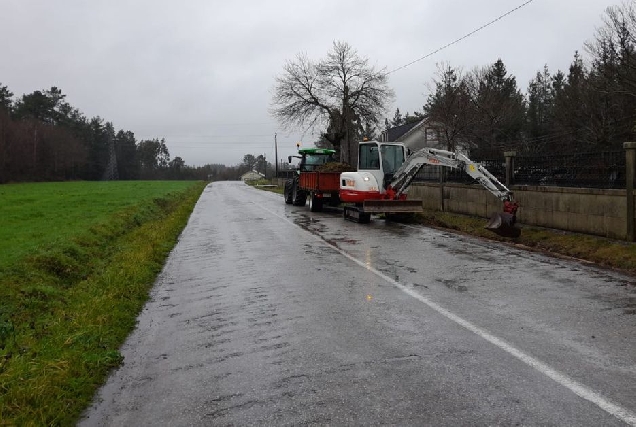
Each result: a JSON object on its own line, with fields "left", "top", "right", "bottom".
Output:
{"left": 0, "top": 180, "right": 206, "bottom": 425}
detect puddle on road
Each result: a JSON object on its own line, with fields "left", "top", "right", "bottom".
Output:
{"left": 586, "top": 279, "right": 636, "bottom": 315}
{"left": 292, "top": 213, "right": 327, "bottom": 233}
{"left": 325, "top": 237, "right": 359, "bottom": 246}
{"left": 617, "top": 280, "right": 636, "bottom": 288}
{"left": 623, "top": 296, "right": 636, "bottom": 315}
{"left": 438, "top": 278, "right": 468, "bottom": 293}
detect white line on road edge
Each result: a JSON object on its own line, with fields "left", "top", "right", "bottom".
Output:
{"left": 260, "top": 204, "right": 636, "bottom": 426}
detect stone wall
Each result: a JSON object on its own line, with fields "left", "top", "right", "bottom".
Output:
{"left": 408, "top": 182, "right": 633, "bottom": 240}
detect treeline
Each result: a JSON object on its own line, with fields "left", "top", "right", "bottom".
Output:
{"left": 393, "top": 2, "right": 636, "bottom": 157}
{"left": 0, "top": 86, "right": 251, "bottom": 183}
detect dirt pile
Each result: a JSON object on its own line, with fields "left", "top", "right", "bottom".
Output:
{"left": 316, "top": 162, "right": 356, "bottom": 173}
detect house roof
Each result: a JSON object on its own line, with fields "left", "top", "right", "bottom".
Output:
{"left": 396, "top": 119, "right": 429, "bottom": 142}
{"left": 384, "top": 121, "right": 421, "bottom": 142}
{"left": 388, "top": 117, "right": 451, "bottom": 142}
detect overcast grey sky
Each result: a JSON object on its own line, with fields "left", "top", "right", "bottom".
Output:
{"left": 1, "top": 0, "right": 619, "bottom": 166}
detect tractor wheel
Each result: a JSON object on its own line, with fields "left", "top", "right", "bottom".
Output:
{"left": 284, "top": 179, "right": 293, "bottom": 204}
{"left": 292, "top": 181, "right": 306, "bottom": 206}
{"left": 308, "top": 192, "right": 323, "bottom": 212}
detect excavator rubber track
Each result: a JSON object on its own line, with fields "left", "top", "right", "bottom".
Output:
{"left": 343, "top": 206, "right": 371, "bottom": 223}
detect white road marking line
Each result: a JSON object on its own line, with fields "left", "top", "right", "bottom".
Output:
{"left": 259, "top": 204, "right": 636, "bottom": 426}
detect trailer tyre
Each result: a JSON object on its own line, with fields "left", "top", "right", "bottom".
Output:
{"left": 308, "top": 192, "right": 323, "bottom": 212}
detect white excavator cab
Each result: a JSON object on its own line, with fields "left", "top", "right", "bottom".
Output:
{"left": 357, "top": 141, "right": 406, "bottom": 191}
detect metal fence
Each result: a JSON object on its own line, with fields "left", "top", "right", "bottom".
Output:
{"left": 513, "top": 151, "right": 625, "bottom": 189}
{"left": 413, "top": 150, "right": 626, "bottom": 189}
{"left": 412, "top": 155, "right": 506, "bottom": 185}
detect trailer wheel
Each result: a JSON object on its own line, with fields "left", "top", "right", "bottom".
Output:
{"left": 284, "top": 179, "right": 293, "bottom": 204}
{"left": 308, "top": 192, "right": 323, "bottom": 212}
{"left": 292, "top": 180, "right": 306, "bottom": 206}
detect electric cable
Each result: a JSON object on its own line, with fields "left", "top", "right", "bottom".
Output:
{"left": 387, "top": 0, "right": 535, "bottom": 75}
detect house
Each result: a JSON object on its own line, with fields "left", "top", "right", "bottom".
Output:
{"left": 240, "top": 170, "right": 265, "bottom": 182}
{"left": 379, "top": 121, "right": 419, "bottom": 144}
{"left": 380, "top": 118, "right": 454, "bottom": 182}
{"left": 380, "top": 118, "right": 447, "bottom": 152}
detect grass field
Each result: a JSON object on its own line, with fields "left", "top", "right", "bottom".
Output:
{"left": 0, "top": 181, "right": 199, "bottom": 269}
{"left": 0, "top": 180, "right": 207, "bottom": 426}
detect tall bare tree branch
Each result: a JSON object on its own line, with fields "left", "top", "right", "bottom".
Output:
{"left": 271, "top": 41, "right": 394, "bottom": 163}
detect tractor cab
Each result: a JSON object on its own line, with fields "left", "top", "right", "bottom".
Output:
{"left": 288, "top": 148, "right": 337, "bottom": 173}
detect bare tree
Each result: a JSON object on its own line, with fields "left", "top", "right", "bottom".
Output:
{"left": 585, "top": 1, "right": 636, "bottom": 95}
{"left": 581, "top": 1, "right": 636, "bottom": 149}
{"left": 271, "top": 41, "right": 394, "bottom": 164}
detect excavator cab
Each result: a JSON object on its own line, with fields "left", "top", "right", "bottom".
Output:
{"left": 358, "top": 142, "right": 406, "bottom": 190}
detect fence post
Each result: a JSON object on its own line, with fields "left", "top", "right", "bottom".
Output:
{"left": 504, "top": 151, "right": 516, "bottom": 187}
{"left": 625, "top": 142, "right": 636, "bottom": 241}
{"left": 439, "top": 166, "right": 445, "bottom": 212}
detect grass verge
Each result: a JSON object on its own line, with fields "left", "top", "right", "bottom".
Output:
{"left": 246, "top": 179, "right": 283, "bottom": 195}
{"left": 0, "top": 181, "right": 207, "bottom": 426}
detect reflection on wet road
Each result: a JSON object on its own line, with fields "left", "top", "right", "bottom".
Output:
{"left": 81, "top": 182, "right": 636, "bottom": 426}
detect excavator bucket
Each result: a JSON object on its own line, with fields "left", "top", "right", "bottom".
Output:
{"left": 485, "top": 212, "right": 521, "bottom": 238}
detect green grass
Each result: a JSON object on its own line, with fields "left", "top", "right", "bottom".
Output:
{"left": 0, "top": 181, "right": 197, "bottom": 269}
{"left": 0, "top": 180, "right": 207, "bottom": 426}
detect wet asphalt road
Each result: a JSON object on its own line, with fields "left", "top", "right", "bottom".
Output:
{"left": 80, "top": 181, "right": 636, "bottom": 426}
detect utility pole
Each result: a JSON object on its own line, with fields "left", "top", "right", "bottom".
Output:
{"left": 274, "top": 133, "right": 278, "bottom": 179}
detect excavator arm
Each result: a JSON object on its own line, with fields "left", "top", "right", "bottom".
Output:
{"left": 383, "top": 147, "right": 520, "bottom": 237}
{"left": 387, "top": 148, "right": 513, "bottom": 203}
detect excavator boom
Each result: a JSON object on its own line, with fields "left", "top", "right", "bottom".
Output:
{"left": 389, "top": 148, "right": 512, "bottom": 202}
{"left": 386, "top": 147, "right": 520, "bottom": 237}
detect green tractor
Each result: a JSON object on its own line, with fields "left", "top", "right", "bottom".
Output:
{"left": 284, "top": 148, "right": 339, "bottom": 210}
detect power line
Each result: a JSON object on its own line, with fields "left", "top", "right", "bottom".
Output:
{"left": 165, "top": 143, "right": 277, "bottom": 147}
{"left": 387, "top": 0, "right": 535, "bottom": 75}
{"left": 138, "top": 134, "right": 274, "bottom": 140}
